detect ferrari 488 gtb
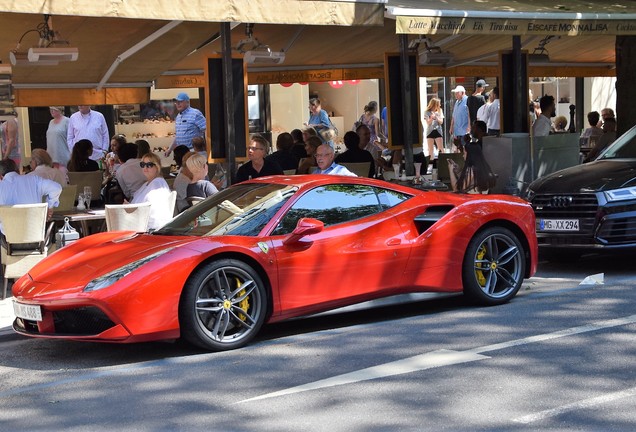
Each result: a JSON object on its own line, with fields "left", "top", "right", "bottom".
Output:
{"left": 12, "top": 175, "right": 537, "bottom": 351}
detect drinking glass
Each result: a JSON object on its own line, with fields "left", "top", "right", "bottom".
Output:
{"left": 83, "top": 186, "right": 92, "bottom": 210}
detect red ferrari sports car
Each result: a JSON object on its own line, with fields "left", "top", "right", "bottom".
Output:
{"left": 12, "top": 175, "right": 537, "bottom": 351}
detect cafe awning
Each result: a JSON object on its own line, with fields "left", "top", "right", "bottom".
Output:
{"left": 0, "top": 0, "right": 385, "bottom": 26}
{"left": 387, "top": 0, "right": 636, "bottom": 36}
{"left": 0, "top": 0, "right": 385, "bottom": 105}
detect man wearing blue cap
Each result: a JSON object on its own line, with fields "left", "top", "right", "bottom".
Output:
{"left": 164, "top": 92, "right": 206, "bottom": 157}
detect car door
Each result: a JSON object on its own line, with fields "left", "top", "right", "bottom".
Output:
{"left": 267, "top": 184, "right": 412, "bottom": 314}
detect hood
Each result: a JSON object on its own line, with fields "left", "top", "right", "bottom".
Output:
{"left": 529, "top": 160, "right": 636, "bottom": 193}
{"left": 25, "top": 232, "right": 194, "bottom": 290}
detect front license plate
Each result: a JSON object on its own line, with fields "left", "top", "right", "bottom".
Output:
{"left": 538, "top": 219, "right": 579, "bottom": 232}
{"left": 13, "top": 301, "right": 43, "bottom": 321}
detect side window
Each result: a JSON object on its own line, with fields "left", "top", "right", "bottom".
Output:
{"left": 375, "top": 187, "right": 412, "bottom": 210}
{"left": 272, "top": 184, "right": 382, "bottom": 235}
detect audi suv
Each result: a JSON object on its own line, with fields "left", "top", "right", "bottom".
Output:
{"left": 526, "top": 124, "right": 636, "bottom": 256}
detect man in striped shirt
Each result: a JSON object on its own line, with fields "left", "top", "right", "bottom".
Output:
{"left": 164, "top": 92, "right": 206, "bottom": 157}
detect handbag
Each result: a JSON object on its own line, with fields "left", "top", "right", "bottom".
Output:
{"left": 319, "top": 119, "right": 338, "bottom": 142}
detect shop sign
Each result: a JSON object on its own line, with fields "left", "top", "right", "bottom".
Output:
{"left": 155, "top": 75, "right": 206, "bottom": 89}
{"left": 396, "top": 16, "right": 636, "bottom": 36}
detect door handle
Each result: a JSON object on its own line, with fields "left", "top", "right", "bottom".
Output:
{"left": 386, "top": 238, "right": 401, "bottom": 246}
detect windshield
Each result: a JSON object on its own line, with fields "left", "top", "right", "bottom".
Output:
{"left": 154, "top": 183, "right": 297, "bottom": 237}
{"left": 598, "top": 125, "right": 636, "bottom": 159}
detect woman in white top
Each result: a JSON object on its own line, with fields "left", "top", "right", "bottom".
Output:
{"left": 46, "top": 106, "right": 71, "bottom": 168}
{"left": 130, "top": 152, "right": 172, "bottom": 230}
{"left": 28, "top": 148, "right": 67, "bottom": 186}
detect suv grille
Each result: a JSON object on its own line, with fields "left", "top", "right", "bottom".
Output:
{"left": 531, "top": 193, "right": 599, "bottom": 246}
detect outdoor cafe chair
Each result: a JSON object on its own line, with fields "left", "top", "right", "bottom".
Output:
{"left": 0, "top": 203, "right": 49, "bottom": 299}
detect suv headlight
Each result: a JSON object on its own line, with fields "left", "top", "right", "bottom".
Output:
{"left": 604, "top": 187, "right": 636, "bottom": 202}
{"left": 524, "top": 188, "right": 536, "bottom": 202}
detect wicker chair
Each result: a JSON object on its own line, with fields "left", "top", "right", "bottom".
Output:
{"left": 339, "top": 162, "right": 371, "bottom": 177}
{"left": 0, "top": 203, "right": 49, "bottom": 299}
{"left": 57, "top": 184, "right": 78, "bottom": 212}
{"left": 67, "top": 171, "right": 104, "bottom": 205}
{"left": 105, "top": 202, "right": 152, "bottom": 232}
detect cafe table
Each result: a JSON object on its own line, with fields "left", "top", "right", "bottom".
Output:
{"left": 51, "top": 209, "right": 107, "bottom": 237}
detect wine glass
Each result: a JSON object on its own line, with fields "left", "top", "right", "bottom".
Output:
{"left": 83, "top": 186, "right": 92, "bottom": 210}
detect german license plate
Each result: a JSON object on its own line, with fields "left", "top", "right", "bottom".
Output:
{"left": 538, "top": 219, "right": 579, "bottom": 231}
{"left": 13, "top": 301, "right": 43, "bottom": 321}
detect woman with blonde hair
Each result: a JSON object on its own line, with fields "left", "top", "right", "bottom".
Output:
{"left": 424, "top": 97, "right": 444, "bottom": 164}
{"left": 185, "top": 153, "right": 218, "bottom": 205}
{"left": 130, "top": 152, "right": 172, "bottom": 229}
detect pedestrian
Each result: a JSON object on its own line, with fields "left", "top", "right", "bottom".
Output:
{"left": 164, "top": 92, "right": 206, "bottom": 157}
{"left": 467, "top": 79, "right": 488, "bottom": 126}
{"left": 67, "top": 106, "right": 109, "bottom": 161}
{"left": 46, "top": 106, "right": 71, "bottom": 169}
{"left": 449, "top": 85, "right": 470, "bottom": 151}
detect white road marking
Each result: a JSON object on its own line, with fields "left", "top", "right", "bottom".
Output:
{"left": 467, "top": 314, "right": 636, "bottom": 355}
{"left": 238, "top": 349, "right": 489, "bottom": 403}
{"left": 513, "top": 386, "right": 636, "bottom": 424}
{"left": 239, "top": 314, "right": 636, "bottom": 403}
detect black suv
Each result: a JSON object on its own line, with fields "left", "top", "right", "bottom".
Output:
{"left": 526, "top": 125, "right": 636, "bottom": 254}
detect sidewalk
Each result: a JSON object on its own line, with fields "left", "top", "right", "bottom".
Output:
{"left": 0, "top": 295, "right": 16, "bottom": 336}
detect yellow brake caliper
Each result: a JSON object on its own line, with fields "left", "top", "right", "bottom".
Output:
{"left": 235, "top": 278, "right": 249, "bottom": 322}
{"left": 475, "top": 244, "right": 487, "bottom": 287}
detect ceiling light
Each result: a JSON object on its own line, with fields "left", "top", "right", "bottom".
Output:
{"left": 244, "top": 46, "right": 285, "bottom": 64}
{"left": 9, "top": 14, "right": 78, "bottom": 67}
{"left": 10, "top": 50, "right": 59, "bottom": 66}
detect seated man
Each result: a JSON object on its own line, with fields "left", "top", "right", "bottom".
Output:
{"left": 0, "top": 159, "right": 62, "bottom": 233}
{"left": 335, "top": 131, "right": 375, "bottom": 177}
{"left": 266, "top": 132, "right": 299, "bottom": 171}
{"left": 313, "top": 144, "right": 357, "bottom": 176}
{"left": 583, "top": 117, "right": 617, "bottom": 163}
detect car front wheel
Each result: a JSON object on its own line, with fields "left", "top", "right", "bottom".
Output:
{"left": 179, "top": 259, "right": 268, "bottom": 351}
{"left": 462, "top": 227, "right": 525, "bottom": 305}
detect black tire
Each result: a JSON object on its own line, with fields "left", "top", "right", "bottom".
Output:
{"left": 179, "top": 259, "right": 268, "bottom": 351}
{"left": 462, "top": 227, "right": 525, "bottom": 306}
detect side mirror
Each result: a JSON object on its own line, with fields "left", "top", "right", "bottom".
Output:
{"left": 283, "top": 217, "right": 324, "bottom": 245}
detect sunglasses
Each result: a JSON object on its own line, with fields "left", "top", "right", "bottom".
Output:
{"left": 139, "top": 161, "right": 156, "bottom": 168}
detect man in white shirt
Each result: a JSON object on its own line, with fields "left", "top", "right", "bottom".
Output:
{"left": 67, "top": 106, "right": 110, "bottom": 161}
{"left": 313, "top": 144, "right": 356, "bottom": 176}
{"left": 532, "top": 95, "right": 555, "bottom": 137}
{"left": 0, "top": 159, "right": 62, "bottom": 233}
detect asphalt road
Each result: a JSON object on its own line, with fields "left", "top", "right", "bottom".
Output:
{"left": 0, "top": 253, "right": 634, "bottom": 431}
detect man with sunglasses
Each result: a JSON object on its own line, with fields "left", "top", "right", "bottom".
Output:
{"left": 164, "top": 92, "right": 206, "bottom": 157}
{"left": 236, "top": 135, "right": 283, "bottom": 183}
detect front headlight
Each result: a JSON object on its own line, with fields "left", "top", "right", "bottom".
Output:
{"left": 84, "top": 248, "right": 174, "bottom": 292}
{"left": 604, "top": 187, "right": 636, "bottom": 202}
{"left": 524, "top": 188, "right": 536, "bottom": 202}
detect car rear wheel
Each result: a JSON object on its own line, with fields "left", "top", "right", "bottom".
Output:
{"left": 179, "top": 259, "right": 267, "bottom": 351}
{"left": 462, "top": 227, "right": 525, "bottom": 305}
